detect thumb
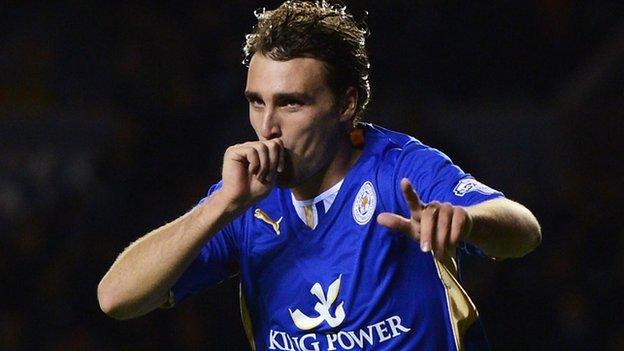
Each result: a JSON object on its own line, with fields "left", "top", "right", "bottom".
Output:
{"left": 377, "top": 212, "right": 414, "bottom": 236}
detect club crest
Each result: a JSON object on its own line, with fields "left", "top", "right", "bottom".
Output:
{"left": 352, "top": 181, "right": 376, "bottom": 225}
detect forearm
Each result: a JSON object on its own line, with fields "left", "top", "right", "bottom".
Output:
{"left": 465, "top": 198, "right": 541, "bottom": 259}
{"left": 97, "top": 191, "right": 240, "bottom": 320}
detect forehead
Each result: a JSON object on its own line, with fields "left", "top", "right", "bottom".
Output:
{"left": 245, "top": 53, "right": 329, "bottom": 95}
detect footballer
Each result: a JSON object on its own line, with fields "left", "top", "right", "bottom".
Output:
{"left": 98, "top": 1, "right": 541, "bottom": 350}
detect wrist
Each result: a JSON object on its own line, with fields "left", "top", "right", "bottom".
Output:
{"left": 203, "top": 189, "right": 247, "bottom": 220}
{"left": 463, "top": 208, "right": 476, "bottom": 243}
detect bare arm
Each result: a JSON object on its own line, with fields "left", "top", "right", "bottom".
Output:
{"left": 377, "top": 178, "right": 541, "bottom": 260}
{"left": 97, "top": 193, "right": 241, "bottom": 320}
{"left": 465, "top": 197, "right": 541, "bottom": 259}
{"left": 97, "top": 139, "right": 285, "bottom": 320}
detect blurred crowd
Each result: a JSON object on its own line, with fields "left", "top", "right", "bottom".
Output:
{"left": 1, "top": 1, "right": 622, "bottom": 350}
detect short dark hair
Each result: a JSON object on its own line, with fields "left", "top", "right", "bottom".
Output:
{"left": 243, "top": 0, "right": 371, "bottom": 124}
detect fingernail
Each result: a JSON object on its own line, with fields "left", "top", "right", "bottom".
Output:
{"left": 421, "top": 241, "right": 431, "bottom": 252}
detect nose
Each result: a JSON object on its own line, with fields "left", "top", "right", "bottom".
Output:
{"left": 260, "top": 109, "right": 281, "bottom": 140}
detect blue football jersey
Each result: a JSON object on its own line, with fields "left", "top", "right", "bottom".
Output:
{"left": 173, "top": 124, "right": 503, "bottom": 351}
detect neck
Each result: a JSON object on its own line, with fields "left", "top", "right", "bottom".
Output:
{"left": 291, "top": 137, "right": 361, "bottom": 201}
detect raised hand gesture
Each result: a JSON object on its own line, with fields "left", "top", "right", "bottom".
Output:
{"left": 377, "top": 178, "right": 473, "bottom": 260}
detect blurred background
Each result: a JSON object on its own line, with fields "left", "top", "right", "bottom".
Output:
{"left": 1, "top": 0, "right": 622, "bottom": 350}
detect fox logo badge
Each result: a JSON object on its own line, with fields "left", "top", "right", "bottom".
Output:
{"left": 289, "top": 275, "right": 346, "bottom": 330}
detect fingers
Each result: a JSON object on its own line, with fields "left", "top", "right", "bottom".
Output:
{"left": 264, "top": 140, "right": 282, "bottom": 183}
{"left": 421, "top": 202, "right": 469, "bottom": 259}
{"left": 254, "top": 142, "right": 270, "bottom": 181}
{"left": 377, "top": 213, "right": 416, "bottom": 237}
{"left": 267, "top": 139, "right": 284, "bottom": 182}
{"left": 400, "top": 178, "right": 424, "bottom": 216}
{"left": 221, "top": 139, "right": 284, "bottom": 206}
{"left": 433, "top": 203, "right": 453, "bottom": 260}
{"left": 450, "top": 207, "right": 470, "bottom": 250}
{"left": 238, "top": 139, "right": 284, "bottom": 183}
{"left": 394, "top": 178, "right": 469, "bottom": 259}
{"left": 276, "top": 139, "right": 285, "bottom": 173}
{"left": 419, "top": 201, "right": 439, "bottom": 253}
{"left": 228, "top": 145, "right": 260, "bottom": 175}
{"left": 383, "top": 179, "right": 473, "bottom": 260}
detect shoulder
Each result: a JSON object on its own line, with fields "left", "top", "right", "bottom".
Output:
{"left": 360, "top": 123, "right": 420, "bottom": 152}
{"left": 361, "top": 123, "right": 492, "bottom": 204}
{"left": 362, "top": 123, "right": 443, "bottom": 155}
{"left": 360, "top": 123, "right": 447, "bottom": 172}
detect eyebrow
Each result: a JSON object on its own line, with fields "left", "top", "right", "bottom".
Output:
{"left": 244, "top": 91, "right": 313, "bottom": 103}
{"left": 244, "top": 91, "right": 262, "bottom": 101}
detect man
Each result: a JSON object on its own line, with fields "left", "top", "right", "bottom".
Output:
{"left": 98, "top": 1, "right": 541, "bottom": 350}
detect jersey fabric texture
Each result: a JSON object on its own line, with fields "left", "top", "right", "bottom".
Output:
{"left": 172, "top": 124, "right": 504, "bottom": 351}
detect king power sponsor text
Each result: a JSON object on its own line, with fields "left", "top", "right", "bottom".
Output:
{"left": 268, "top": 315, "right": 411, "bottom": 351}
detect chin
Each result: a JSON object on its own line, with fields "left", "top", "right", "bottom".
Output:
{"left": 276, "top": 172, "right": 297, "bottom": 188}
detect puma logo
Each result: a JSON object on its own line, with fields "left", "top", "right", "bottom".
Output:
{"left": 254, "top": 208, "right": 283, "bottom": 235}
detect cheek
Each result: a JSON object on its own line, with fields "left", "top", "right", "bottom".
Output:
{"left": 297, "top": 125, "right": 332, "bottom": 160}
{"left": 249, "top": 111, "right": 263, "bottom": 136}
{"left": 282, "top": 109, "right": 337, "bottom": 154}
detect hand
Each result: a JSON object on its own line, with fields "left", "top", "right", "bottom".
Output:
{"left": 219, "top": 139, "right": 285, "bottom": 209}
{"left": 377, "top": 178, "right": 473, "bottom": 260}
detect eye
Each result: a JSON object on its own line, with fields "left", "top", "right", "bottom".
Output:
{"left": 249, "top": 98, "right": 264, "bottom": 108}
{"left": 283, "top": 99, "right": 303, "bottom": 109}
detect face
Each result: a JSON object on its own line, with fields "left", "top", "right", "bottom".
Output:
{"left": 245, "top": 53, "right": 350, "bottom": 187}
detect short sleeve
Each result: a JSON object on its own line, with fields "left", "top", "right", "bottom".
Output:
{"left": 395, "top": 144, "right": 504, "bottom": 209}
{"left": 171, "top": 181, "right": 240, "bottom": 304}
{"left": 394, "top": 144, "right": 505, "bottom": 258}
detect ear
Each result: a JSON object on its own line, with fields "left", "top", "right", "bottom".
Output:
{"left": 339, "top": 87, "right": 358, "bottom": 124}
